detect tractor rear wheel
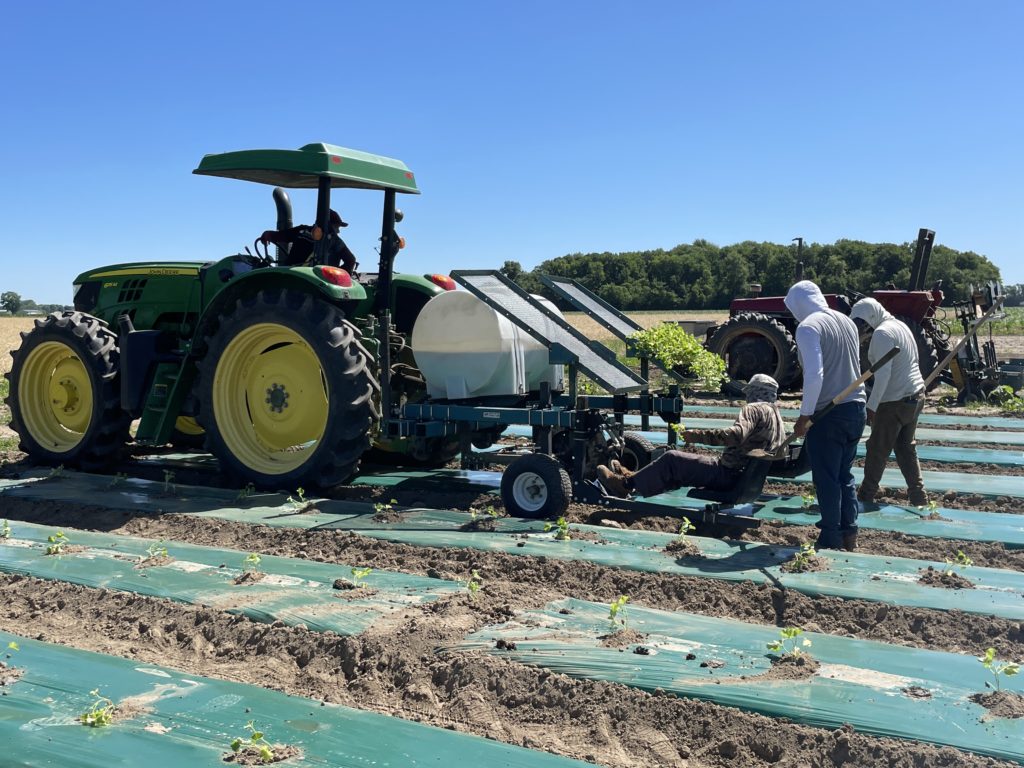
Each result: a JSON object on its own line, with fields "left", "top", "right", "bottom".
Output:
{"left": 5, "top": 311, "right": 130, "bottom": 469}
{"left": 196, "top": 289, "right": 379, "bottom": 491}
{"left": 706, "top": 312, "right": 800, "bottom": 388}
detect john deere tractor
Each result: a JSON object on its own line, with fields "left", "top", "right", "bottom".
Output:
{"left": 5, "top": 143, "right": 468, "bottom": 489}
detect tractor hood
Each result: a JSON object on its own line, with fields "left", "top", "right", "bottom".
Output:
{"left": 193, "top": 143, "right": 421, "bottom": 193}
{"left": 784, "top": 280, "right": 830, "bottom": 322}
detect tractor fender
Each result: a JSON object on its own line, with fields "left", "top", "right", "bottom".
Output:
{"left": 193, "top": 267, "right": 365, "bottom": 352}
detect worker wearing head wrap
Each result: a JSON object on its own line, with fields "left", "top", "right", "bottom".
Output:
{"left": 596, "top": 374, "right": 785, "bottom": 499}
{"left": 850, "top": 297, "right": 928, "bottom": 507}
{"left": 785, "top": 280, "right": 867, "bottom": 551}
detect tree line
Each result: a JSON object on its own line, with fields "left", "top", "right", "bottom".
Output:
{"left": 500, "top": 238, "right": 1007, "bottom": 310}
{"left": 1, "top": 291, "right": 72, "bottom": 315}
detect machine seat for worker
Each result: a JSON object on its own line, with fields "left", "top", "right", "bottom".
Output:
{"left": 686, "top": 456, "right": 773, "bottom": 505}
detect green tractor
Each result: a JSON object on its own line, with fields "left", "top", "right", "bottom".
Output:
{"left": 5, "top": 143, "right": 467, "bottom": 489}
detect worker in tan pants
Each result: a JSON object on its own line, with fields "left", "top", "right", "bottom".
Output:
{"left": 850, "top": 298, "right": 928, "bottom": 507}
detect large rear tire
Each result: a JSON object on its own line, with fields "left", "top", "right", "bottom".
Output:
{"left": 5, "top": 311, "right": 129, "bottom": 469}
{"left": 706, "top": 312, "right": 800, "bottom": 388}
{"left": 196, "top": 289, "right": 379, "bottom": 491}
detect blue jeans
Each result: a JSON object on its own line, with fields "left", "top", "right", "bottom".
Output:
{"left": 805, "top": 401, "right": 866, "bottom": 549}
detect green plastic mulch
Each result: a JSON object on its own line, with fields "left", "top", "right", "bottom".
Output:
{"left": 457, "top": 598, "right": 1024, "bottom": 764}
{"left": 0, "top": 519, "right": 460, "bottom": 636}
{"left": 0, "top": 632, "right": 591, "bottom": 767}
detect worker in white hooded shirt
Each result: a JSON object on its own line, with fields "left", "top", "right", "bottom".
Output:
{"left": 849, "top": 297, "right": 928, "bottom": 507}
{"left": 784, "top": 280, "right": 867, "bottom": 551}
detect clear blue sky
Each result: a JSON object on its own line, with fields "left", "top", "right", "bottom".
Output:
{"left": 2, "top": 1, "right": 1021, "bottom": 304}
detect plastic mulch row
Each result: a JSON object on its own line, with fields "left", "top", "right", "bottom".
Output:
{"left": 456, "top": 598, "right": 1024, "bottom": 764}
{"left": 0, "top": 632, "right": 591, "bottom": 768}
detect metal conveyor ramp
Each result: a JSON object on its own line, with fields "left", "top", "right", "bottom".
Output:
{"left": 450, "top": 270, "right": 645, "bottom": 393}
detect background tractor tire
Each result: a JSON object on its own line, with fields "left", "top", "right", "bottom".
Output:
{"left": 619, "top": 431, "right": 657, "bottom": 472}
{"left": 896, "top": 315, "right": 940, "bottom": 390}
{"left": 196, "top": 289, "right": 379, "bottom": 491}
{"left": 501, "top": 453, "right": 572, "bottom": 519}
{"left": 707, "top": 312, "right": 800, "bottom": 388}
{"left": 5, "top": 311, "right": 129, "bottom": 470}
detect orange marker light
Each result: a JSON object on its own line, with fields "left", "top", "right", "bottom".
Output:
{"left": 428, "top": 274, "right": 456, "bottom": 291}
{"left": 315, "top": 266, "right": 353, "bottom": 287}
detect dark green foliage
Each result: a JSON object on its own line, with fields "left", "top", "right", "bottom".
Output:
{"left": 514, "top": 238, "right": 1002, "bottom": 310}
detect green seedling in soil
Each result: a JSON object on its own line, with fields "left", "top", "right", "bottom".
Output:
{"left": 544, "top": 516, "right": 571, "bottom": 541}
{"left": 235, "top": 482, "right": 257, "bottom": 502}
{"left": 1, "top": 519, "right": 10, "bottom": 539}
{"left": 107, "top": 472, "right": 128, "bottom": 488}
{"left": 45, "top": 530, "right": 68, "bottom": 555}
{"left": 372, "top": 498, "right": 398, "bottom": 515}
{"left": 287, "top": 486, "right": 310, "bottom": 510}
{"left": 145, "top": 540, "right": 169, "bottom": 560}
{"left": 80, "top": 688, "right": 115, "bottom": 727}
{"left": 979, "top": 647, "right": 1020, "bottom": 692}
{"left": 471, "top": 505, "right": 501, "bottom": 520}
{"left": 800, "top": 492, "right": 816, "bottom": 510}
{"left": 677, "top": 517, "right": 696, "bottom": 541}
{"left": 767, "top": 627, "right": 812, "bottom": 658}
{"left": 944, "top": 550, "right": 973, "bottom": 576}
{"left": 467, "top": 569, "right": 483, "bottom": 596}
{"left": 243, "top": 552, "right": 262, "bottom": 572}
{"left": 608, "top": 595, "right": 630, "bottom": 629}
{"left": 788, "top": 542, "right": 817, "bottom": 572}
{"left": 7, "top": 641, "right": 19, "bottom": 652}
{"left": 48, "top": 464, "right": 65, "bottom": 478}
{"left": 161, "top": 469, "right": 177, "bottom": 495}
{"left": 918, "top": 499, "right": 942, "bottom": 519}
{"left": 350, "top": 566, "right": 372, "bottom": 587}
{"left": 231, "top": 721, "right": 275, "bottom": 764}
{"left": 668, "top": 422, "right": 685, "bottom": 437}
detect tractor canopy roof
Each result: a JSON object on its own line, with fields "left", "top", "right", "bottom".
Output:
{"left": 193, "top": 143, "right": 420, "bottom": 194}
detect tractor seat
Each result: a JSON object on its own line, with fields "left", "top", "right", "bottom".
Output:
{"left": 686, "top": 456, "right": 773, "bottom": 505}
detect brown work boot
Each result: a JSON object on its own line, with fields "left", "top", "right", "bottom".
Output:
{"left": 909, "top": 492, "right": 929, "bottom": 508}
{"left": 609, "top": 459, "right": 635, "bottom": 479}
{"left": 596, "top": 465, "right": 631, "bottom": 498}
{"left": 856, "top": 488, "right": 875, "bottom": 505}
{"left": 842, "top": 531, "right": 858, "bottom": 552}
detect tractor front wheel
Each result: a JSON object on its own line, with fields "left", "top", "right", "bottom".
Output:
{"left": 706, "top": 312, "right": 800, "bottom": 388}
{"left": 196, "top": 289, "right": 379, "bottom": 491}
{"left": 5, "top": 311, "right": 129, "bottom": 469}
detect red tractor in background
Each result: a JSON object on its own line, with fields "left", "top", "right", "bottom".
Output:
{"left": 705, "top": 228, "right": 949, "bottom": 390}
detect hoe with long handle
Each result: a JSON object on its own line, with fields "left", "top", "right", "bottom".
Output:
{"left": 746, "top": 346, "right": 900, "bottom": 459}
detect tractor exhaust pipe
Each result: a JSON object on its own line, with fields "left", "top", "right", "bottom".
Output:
{"left": 272, "top": 188, "right": 293, "bottom": 262}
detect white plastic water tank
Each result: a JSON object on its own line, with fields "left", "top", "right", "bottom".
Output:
{"left": 411, "top": 291, "right": 565, "bottom": 400}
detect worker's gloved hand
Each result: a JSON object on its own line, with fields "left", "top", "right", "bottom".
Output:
{"left": 259, "top": 230, "right": 280, "bottom": 246}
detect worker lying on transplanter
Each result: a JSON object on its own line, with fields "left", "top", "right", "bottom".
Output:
{"left": 596, "top": 374, "right": 786, "bottom": 498}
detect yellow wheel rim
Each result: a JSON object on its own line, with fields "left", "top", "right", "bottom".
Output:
{"left": 174, "top": 416, "right": 205, "bottom": 436}
{"left": 213, "top": 323, "right": 328, "bottom": 475}
{"left": 18, "top": 341, "right": 94, "bottom": 452}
